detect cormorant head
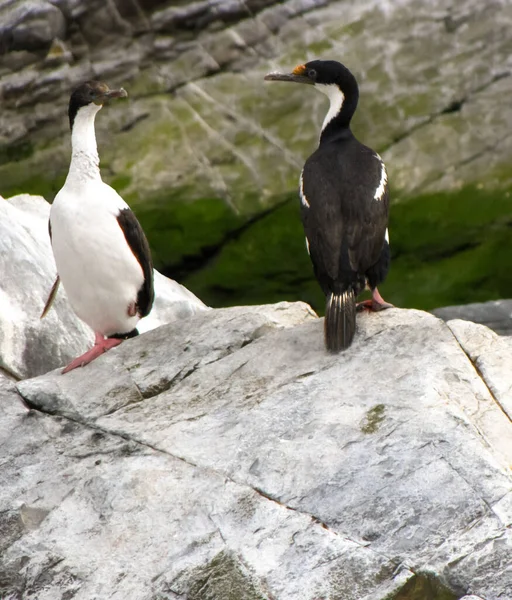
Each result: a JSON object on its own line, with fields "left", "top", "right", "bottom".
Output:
{"left": 68, "top": 81, "right": 128, "bottom": 129}
{"left": 265, "top": 59, "right": 359, "bottom": 131}
{"left": 265, "top": 59, "right": 358, "bottom": 94}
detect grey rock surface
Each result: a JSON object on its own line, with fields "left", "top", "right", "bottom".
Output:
{"left": 0, "top": 193, "right": 207, "bottom": 380}
{"left": 3, "top": 303, "right": 511, "bottom": 599}
{"left": 447, "top": 319, "right": 512, "bottom": 422}
{"left": 433, "top": 300, "right": 512, "bottom": 336}
{"left": 1, "top": 0, "right": 511, "bottom": 203}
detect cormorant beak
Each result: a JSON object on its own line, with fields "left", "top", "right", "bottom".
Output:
{"left": 93, "top": 87, "right": 128, "bottom": 105}
{"left": 105, "top": 88, "right": 128, "bottom": 99}
{"left": 264, "top": 67, "right": 314, "bottom": 85}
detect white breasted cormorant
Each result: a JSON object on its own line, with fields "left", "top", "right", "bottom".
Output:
{"left": 43, "top": 81, "right": 154, "bottom": 373}
{"left": 265, "top": 60, "right": 392, "bottom": 352}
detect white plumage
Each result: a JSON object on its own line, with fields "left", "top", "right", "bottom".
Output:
{"left": 50, "top": 101, "right": 144, "bottom": 337}
{"left": 51, "top": 182, "right": 144, "bottom": 337}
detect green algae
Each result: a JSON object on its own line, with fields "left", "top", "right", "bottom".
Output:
{"left": 176, "top": 184, "right": 512, "bottom": 313}
{"left": 132, "top": 190, "right": 246, "bottom": 273}
{"left": 386, "top": 573, "right": 458, "bottom": 600}
{"left": 184, "top": 551, "right": 267, "bottom": 600}
{"left": 361, "top": 404, "right": 386, "bottom": 434}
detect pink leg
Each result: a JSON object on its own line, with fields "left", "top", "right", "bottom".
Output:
{"left": 62, "top": 332, "right": 123, "bottom": 374}
{"left": 357, "top": 287, "right": 394, "bottom": 312}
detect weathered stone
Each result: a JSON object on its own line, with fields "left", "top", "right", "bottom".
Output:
{"left": 0, "top": 0, "right": 512, "bottom": 321}
{"left": 433, "top": 299, "right": 512, "bottom": 336}
{"left": 0, "top": 0, "right": 66, "bottom": 53}
{"left": 7, "top": 304, "right": 512, "bottom": 599}
{"left": 0, "top": 193, "right": 207, "bottom": 380}
{"left": 447, "top": 319, "right": 512, "bottom": 421}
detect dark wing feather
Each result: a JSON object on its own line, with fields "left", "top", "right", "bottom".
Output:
{"left": 116, "top": 208, "right": 155, "bottom": 318}
{"left": 40, "top": 275, "right": 60, "bottom": 318}
{"left": 301, "top": 138, "right": 389, "bottom": 295}
{"left": 40, "top": 220, "right": 61, "bottom": 318}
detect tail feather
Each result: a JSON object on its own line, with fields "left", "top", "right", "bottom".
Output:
{"left": 324, "top": 290, "right": 356, "bottom": 352}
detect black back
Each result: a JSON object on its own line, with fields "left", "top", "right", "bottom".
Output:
{"left": 301, "top": 132, "right": 389, "bottom": 297}
{"left": 116, "top": 208, "right": 155, "bottom": 318}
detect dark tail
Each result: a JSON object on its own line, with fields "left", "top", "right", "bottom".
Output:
{"left": 324, "top": 290, "right": 356, "bottom": 352}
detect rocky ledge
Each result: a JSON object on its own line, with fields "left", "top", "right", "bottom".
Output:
{"left": 0, "top": 193, "right": 207, "bottom": 380}
{"left": 1, "top": 301, "right": 511, "bottom": 600}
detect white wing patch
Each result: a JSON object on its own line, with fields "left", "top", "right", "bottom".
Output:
{"left": 385, "top": 228, "right": 390, "bottom": 243}
{"left": 374, "top": 154, "right": 388, "bottom": 202}
{"left": 305, "top": 237, "right": 310, "bottom": 255}
{"left": 299, "top": 171, "right": 310, "bottom": 208}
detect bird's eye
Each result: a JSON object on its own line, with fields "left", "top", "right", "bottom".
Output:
{"left": 308, "top": 69, "right": 317, "bottom": 79}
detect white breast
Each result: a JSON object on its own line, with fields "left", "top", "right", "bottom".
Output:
{"left": 50, "top": 180, "right": 144, "bottom": 337}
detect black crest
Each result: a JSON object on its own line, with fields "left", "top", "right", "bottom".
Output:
{"left": 68, "top": 81, "right": 110, "bottom": 129}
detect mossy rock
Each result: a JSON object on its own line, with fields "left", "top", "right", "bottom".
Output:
{"left": 177, "top": 551, "right": 268, "bottom": 600}
{"left": 387, "top": 572, "right": 458, "bottom": 600}
{"left": 154, "top": 185, "right": 512, "bottom": 313}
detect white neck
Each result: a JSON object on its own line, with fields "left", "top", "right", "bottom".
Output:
{"left": 66, "top": 103, "right": 103, "bottom": 184}
{"left": 316, "top": 83, "right": 345, "bottom": 133}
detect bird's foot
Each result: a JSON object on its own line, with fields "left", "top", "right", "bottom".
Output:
{"left": 62, "top": 333, "right": 123, "bottom": 374}
{"left": 357, "top": 288, "right": 394, "bottom": 313}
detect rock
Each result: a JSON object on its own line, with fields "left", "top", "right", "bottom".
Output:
{"left": 0, "top": 193, "right": 207, "bottom": 380}
{"left": 1, "top": 0, "right": 512, "bottom": 311}
{"left": 0, "top": 0, "right": 66, "bottom": 53}
{"left": 3, "top": 304, "right": 510, "bottom": 598}
{"left": 447, "top": 319, "right": 512, "bottom": 422}
{"left": 433, "top": 299, "right": 512, "bottom": 336}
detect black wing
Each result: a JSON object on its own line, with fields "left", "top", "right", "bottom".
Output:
{"left": 301, "top": 139, "right": 389, "bottom": 294}
{"left": 116, "top": 208, "right": 155, "bottom": 318}
{"left": 41, "top": 220, "right": 61, "bottom": 318}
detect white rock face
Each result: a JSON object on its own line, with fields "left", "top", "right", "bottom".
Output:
{"left": 1, "top": 304, "right": 510, "bottom": 599}
{"left": 0, "top": 194, "right": 207, "bottom": 380}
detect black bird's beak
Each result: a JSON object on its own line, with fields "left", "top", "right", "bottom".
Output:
{"left": 104, "top": 87, "right": 128, "bottom": 100}
{"left": 93, "top": 86, "right": 128, "bottom": 105}
{"left": 264, "top": 65, "right": 314, "bottom": 85}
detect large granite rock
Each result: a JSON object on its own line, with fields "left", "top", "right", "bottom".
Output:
{"left": 433, "top": 300, "right": 512, "bottom": 336}
{"left": 0, "top": 303, "right": 510, "bottom": 599}
{"left": 1, "top": 0, "right": 512, "bottom": 311}
{"left": 0, "top": 193, "right": 207, "bottom": 380}
{"left": 1, "top": 0, "right": 511, "bottom": 202}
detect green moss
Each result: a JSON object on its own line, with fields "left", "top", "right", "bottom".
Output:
{"left": 182, "top": 196, "right": 325, "bottom": 312}
{"left": 185, "top": 551, "right": 267, "bottom": 600}
{"left": 381, "top": 185, "right": 512, "bottom": 309}
{"left": 109, "top": 173, "right": 132, "bottom": 192}
{"left": 0, "top": 140, "right": 34, "bottom": 165}
{"left": 132, "top": 190, "right": 246, "bottom": 273}
{"left": 361, "top": 404, "right": 386, "bottom": 434}
{"left": 386, "top": 573, "right": 458, "bottom": 600}
{"left": 0, "top": 168, "right": 66, "bottom": 200}
{"left": 177, "top": 184, "right": 512, "bottom": 313}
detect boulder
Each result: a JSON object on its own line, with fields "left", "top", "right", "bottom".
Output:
{"left": 0, "top": 193, "right": 207, "bottom": 380}
{"left": 433, "top": 300, "right": 512, "bottom": 336}
{"left": 0, "top": 304, "right": 509, "bottom": 599}
{"left": 1, "top": 0, "right": 511, "bottom": 311}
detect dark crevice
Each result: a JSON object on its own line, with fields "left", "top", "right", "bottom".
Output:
{"left": 119, "top": 112, "right": 150, "bottom": 132}
{"left": 162, "top": 196, "right": 292, "bottom": 281}
{"left": 0, "top": 365, "right": 20, "bottom": 382}
{"left": 140, "top": 361, "right": 202, "bottom": 399}
{"left": 447, "top": 328, "right": 512, "bottom": 425}
{"left": 440, "top": 99, "right": 464, "bottom": 115}
{"left": 15, "top": 383, "right": 401, "bottom": 570}
{"left": 380, "top": 71, "right": 511, "bottom": 154}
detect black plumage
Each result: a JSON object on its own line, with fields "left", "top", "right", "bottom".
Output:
{"left": 265, "top": 60, "right": 392, "bottom": 351}
{"left": 116, "top": 207, "right": 155, "bottom": 320}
